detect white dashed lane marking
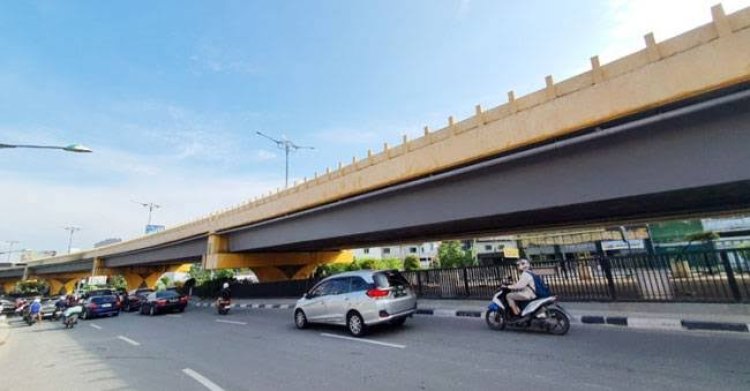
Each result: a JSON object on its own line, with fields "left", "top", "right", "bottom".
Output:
{"left": 117, "top": 335, "right": 141, "bottom": 346}
{"left": 320, "top": 333, "right": 406, "bottom": 349}
{"left": 182, "top": 368, "right": 226, "bottom": 391}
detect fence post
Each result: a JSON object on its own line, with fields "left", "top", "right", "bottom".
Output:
{"left": 463, "top": 267, "right": 470, "bottom": 297}
{"left": 719, "top": 251, "right": 742, "bottom": 302}
{"left": 599, "top": 257, "right": 617, "bottom": 301}
{"left": 416, "top": 271, "right": 423, "bottom": 297}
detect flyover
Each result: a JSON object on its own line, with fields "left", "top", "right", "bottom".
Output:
{"left": 2, "top": 4, "right": 750, "bottom": 293}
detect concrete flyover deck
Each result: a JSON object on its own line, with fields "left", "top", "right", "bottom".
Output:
{"left": 3, "top": 4, "right": 750, "bottom": 280}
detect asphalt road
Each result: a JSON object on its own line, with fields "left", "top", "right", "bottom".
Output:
{"left": 1, "top": 307, "right": 749, "bottom": 391}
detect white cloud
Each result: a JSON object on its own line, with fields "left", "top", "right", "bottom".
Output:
{"left": 253, "top": 149, "right": 277, "bottom": 161}
{"left": 600, "top": 0, "right": 750, "bottom": 62}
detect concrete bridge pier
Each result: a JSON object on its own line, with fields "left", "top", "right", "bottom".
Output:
{"left": 203, "top": 234, "right": 352, "bottom": 282}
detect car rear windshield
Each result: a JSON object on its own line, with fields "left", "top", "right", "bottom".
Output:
{"left": 156, "top": 291, "right": 179, "bottom": 299}
{"left": 91, "top": 296, "right": 116, "bottom": 303}
{"left": 373, "top": 270, "right": 410, "bottom": 289}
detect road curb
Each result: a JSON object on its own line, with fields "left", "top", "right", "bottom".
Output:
{"left": 0, "top": 315, "right": 9, "bottom": 346}
{"left": 190, "top": 302, "right": 750, "bottom": 334}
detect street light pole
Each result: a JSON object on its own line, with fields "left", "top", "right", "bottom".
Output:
{"left": 255, "top": 131, "right": 314, "bottom": 188}
{"left": 0, "top": 143, "right": 93, "bottom": 153}
{"left": 132, "top": 201, "right": 161, "bottom": 231}
{"left": 5, "top": 240, "right": 19, "bottom": 262}
{"left": 64, "top": 226, "right": 81, "bottom": 254}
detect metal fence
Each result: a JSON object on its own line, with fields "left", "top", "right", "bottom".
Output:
{"left": 194, "top": 248, "right": 750, "bottom": 303}
{"left": 401, "top": 248, "right": 750, "bottom": 302}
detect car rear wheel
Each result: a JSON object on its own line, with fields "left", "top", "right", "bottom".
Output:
{"left": 347, "top": 312, "right": 366, "bottom": 337}
{"left": 294, "top": 310, "right": 308, "bottom": 329}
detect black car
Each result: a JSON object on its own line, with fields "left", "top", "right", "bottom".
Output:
{"left": 140, "top": 291, "right": 188, "bottom": 316}
{"left": 123, "top": 288, "right": 154, "bottom": 312}
{"left": 80, "top": 295, "right": 120, "bottom": 320}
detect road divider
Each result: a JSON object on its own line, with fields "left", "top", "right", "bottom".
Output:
{"left": 320, "top": 333, "right": 406, "bottom": 349}
{"left": 117, "top": 335, "right": 141, "bottom": 346}
{"left": 182, "top": 368, "right": 226, "bottom": 391}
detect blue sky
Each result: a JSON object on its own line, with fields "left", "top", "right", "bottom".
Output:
{"left": 1, "top": 0, "right": 749, "bottom": 256}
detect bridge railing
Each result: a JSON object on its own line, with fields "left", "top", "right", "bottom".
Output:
{"left": 401, "top": 248, "right": 750, "bottom": 303}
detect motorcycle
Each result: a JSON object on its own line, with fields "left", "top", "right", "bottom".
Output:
{"left": 62, "top": 305, "right": 83, "bottom": 329}
{"left": 216, "top": 298, "right": 231, "bottom": 315}
{"left": 485, "top": 278, "right": 570, "bottom": 335}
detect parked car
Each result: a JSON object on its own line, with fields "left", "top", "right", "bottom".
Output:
{"left": 293, "top": 270, "right": 417, "bottom": 337}
{"left": 0, "top": 298, "right": 15, "bottom": 316}
{"left": 39, "top": 298, "right": 60, "bottom": 319}
{"left": 123, "top": 288, "right": 154, "bottom": 312}
{"left": 139, "top": 290, "right": 188, "bottom": 316}
{"left": 80, "top": 295, "right": 120, "bottom": 320}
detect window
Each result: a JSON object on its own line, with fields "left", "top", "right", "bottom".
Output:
{"left": 410, "top": 247, "right": 417, "bottom": 253}
{"left": 349, "top": 277, "right": 371, "bottom": 292}
{"left": 485, "top": 245, "right": 493, "bottom": 251}
{"left": 309, "top": 281, "right": 334, "bottom": 297}
{"left": 383, "top": 248, "right": 391, "bottom": 254}
{"left": 363, "top": 248, "right": 370, "bottom": 254}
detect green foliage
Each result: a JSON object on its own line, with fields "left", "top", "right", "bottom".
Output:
{"left": 188, "top": 264, "right": 211, "bottom": 286}
{"left": 111, "top": 275, "right": 128, "bottom": 291}
{"left": 437, "top": 241, "right": 475, "bottom": 268}
{"left": 357, "top": 258, "right": 380, "bottom": 270}
{"left": 214, "top": 269, "right": 235, "bottom": 279}
{"left": 344, "top": 261, "right": 361, "bottom": 271}
{"left": 381, "top": 257, "right": 403, "bottom": 270}
{"left": 403, "top": 255, "right": 420, "bottom": 270}
{"left": 15, "top": 280, "right": 49, "bottom": 296}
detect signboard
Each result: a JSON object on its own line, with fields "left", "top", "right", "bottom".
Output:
{"left": 503, "top": 247, "right": 520, "bottom": 258}
{"left": 649, "top": 220, "right": 703, "bottom": 243}
{"left": 88, "top": 275, "right": 108, "bottom": 285}
{"left": 145, "top": 225, "right": 166, "bottom": 234}
{"left": 601, "top": 240, "right": 645, "bottom": 251}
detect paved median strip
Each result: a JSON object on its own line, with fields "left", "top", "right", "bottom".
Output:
{"left": 320, "top": 333, "right": 406, "bottom": 349}
{"left": 182, "top": 368, "right": 225, "bottom": 391}
{"left": 117, "top": 335, "right": 141, "bottom": 346}
{"left": 89, "top": 324, "right": 102, "bottom": 330}
{"left": 215, "top": 319, "right": 248, "bottom": 325}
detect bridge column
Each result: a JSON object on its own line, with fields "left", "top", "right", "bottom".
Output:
{"left": 1, "top": 280, "right": 18, "bottom": 294}
{"left": 203, "top": 234, "right": 353, "bottom": 282}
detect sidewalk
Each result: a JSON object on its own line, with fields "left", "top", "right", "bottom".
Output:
{"left": 191, "top": 297, "right": 750, "bottom": 334}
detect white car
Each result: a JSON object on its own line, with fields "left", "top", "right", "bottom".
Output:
{"left": 293, "top": 270, "right": 417, "bottom": 337}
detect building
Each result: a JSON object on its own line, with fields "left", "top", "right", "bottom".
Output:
{"left": 353, "top": 242, "right": 439, "bottom": 268}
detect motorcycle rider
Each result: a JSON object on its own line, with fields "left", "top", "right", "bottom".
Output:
{"left": 219, "top": 282, "right": 231, "bottom": 301}
{"left": 503, "top": 259, "right": 536, "bottom": 318}
{"left": 29, "top": 298, "right": 43, "bottom": 324}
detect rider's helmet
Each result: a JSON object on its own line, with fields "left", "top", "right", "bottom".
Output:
{"left": 33, "top": 298, "right": 41, "bottom": 303}
{"left": 222, "top": 282, "right": 229, "bottom": 289}
{"left": 516, "top": 258, "right": 531, "bottom": 272}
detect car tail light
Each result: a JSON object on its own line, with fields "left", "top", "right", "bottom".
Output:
{"left": 156, "top": 299, "right": 167, "bottom": 306}
{"left": 179, "top": 296, "right": 188, "bottom": 303}
{"left": 88, "top": 303, "right": 98, "bottom": 309}
{"left": 366, "top": 288, "right": 390, "bottom": 299}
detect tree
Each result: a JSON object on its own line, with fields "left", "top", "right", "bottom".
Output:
{"left": 437, "top": 241, "right": 475, "bottom": 268}
{"left": 111, "top": 275, "right": 128, "bottom": 291}
{"left": 188, "top": 264, "right": 211, "bottom": 286}
{"left": 403, "top": 255, "right": 420, "bottom": 271}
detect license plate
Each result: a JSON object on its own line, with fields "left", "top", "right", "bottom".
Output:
{"left": 102, "top": 303, "right": 111, "bottom": 308}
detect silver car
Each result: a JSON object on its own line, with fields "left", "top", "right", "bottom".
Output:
{"left": 293, "top": 270, "right": 417, "bottom": 337}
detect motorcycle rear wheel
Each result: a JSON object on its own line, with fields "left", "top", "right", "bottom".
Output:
{"left": 546, "top": 308, "right": 570, "bottom": 336}
{"left": 485, "top": 309, "right": 506, "bottom": 330}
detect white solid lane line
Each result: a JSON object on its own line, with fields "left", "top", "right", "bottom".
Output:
{"left": 89, "top": 324, "right": 102, "bottom": 330}
{"left": 182, "top": 368, "right": 226, "bottom": 391}
{"left": 215, "top": 319, "right": 247, "bottom": 325}
{"left": 320, "top": 333, "right": 406, "bottom": 349}
{"left": 117, "top": 335, "right": 141, "bottom": 346}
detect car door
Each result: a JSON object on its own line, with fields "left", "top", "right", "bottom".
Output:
{"left": 323, "top": 278, "right": 352, "bottom": 325}
{"left": 303, "top": 281, "right": 332, "bottom": 322}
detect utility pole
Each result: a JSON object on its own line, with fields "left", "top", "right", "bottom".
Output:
{"left": 64, "top": 226, "right": 81, "bottom": 254}
{"left": 133, "top": 200, "right": 161, "bottom": 232}
{"left": 4, "top": 240, "right": 19, "bottom": 262}
{"left": 255, "top": 131, "right": 315, "bottom": 188}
